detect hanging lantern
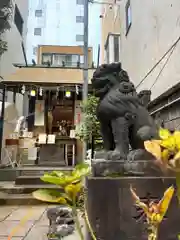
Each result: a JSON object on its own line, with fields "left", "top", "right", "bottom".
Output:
{"left": 75, "top": 85, "right": 79, "bottom": 95}
{"left": 65, "top": 90, "right": 71, "bottom": 98}
{"left": 21, "top": 85, "right": 25, "bottom": 94}
{"left": 30, "top": 89, "right": 36, "bottom": 96}
{"left": 56, "top": 87, "right": 60, "bottom": 98}
{"left": 39, "top": 87, "right": 43, "bottom": 96}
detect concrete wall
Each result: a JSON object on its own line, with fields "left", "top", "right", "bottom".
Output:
{"left": 119, "top": 0, "right": 180, "bottom": 100}
{"left": 0, "top": 0, "right": 28, "bottom": 78}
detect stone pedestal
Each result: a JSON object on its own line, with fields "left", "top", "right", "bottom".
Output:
{"left": 86, "top": 161, "right": 179, "bottom": 240}
{"left": 91, "top": 159, "right": 164, "bottom": 177}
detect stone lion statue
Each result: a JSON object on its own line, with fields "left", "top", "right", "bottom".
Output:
{"left": 91, "top": 62, "right": 159, "bottom": 161}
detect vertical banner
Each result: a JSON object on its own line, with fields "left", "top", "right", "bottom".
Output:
{"left": 74, "top": 100, "right": 82, "bottom": 127}
{"left": 34, "top": 100, "right": 45, "bottom": 126}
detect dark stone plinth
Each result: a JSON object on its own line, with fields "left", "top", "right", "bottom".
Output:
{"left": 92, "top": 160, "right": 124, "bottom": 177}
{"left": 92, "top": 159, "right": 164, "bottom": 177}
{"left": 86, "top": 177, "right": 180, "bottom": 240}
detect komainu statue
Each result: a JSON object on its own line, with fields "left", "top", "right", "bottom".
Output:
{"left": 91, "top": 62, "right": 159, "bottom": 161}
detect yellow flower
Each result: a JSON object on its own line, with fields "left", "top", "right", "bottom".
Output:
{"left": 144, "top": 140, "right": 162, "bottom": 160}
{"left": 144, "top": 128, "right": 180, "bottom": 171}
{"left": 130, "top": 185, "right": 174, "bottom": 224}
{"left": 159, "top": 128, "right": 180, "bottom": 151}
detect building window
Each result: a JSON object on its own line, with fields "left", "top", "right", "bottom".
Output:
{"left": 35, "top": 9, "right": 42, "bottom": 17}
{"left": 34, "top": 28, "right": 42, "bottom": 36}
{"left": 14, "top": 4, "right": 24, "bottom": 36}
{"left": 125, "top": 0, "right": 132, "bottom": 35}
{"left": 105, "top": 46, "right": 110, "bottom": 64}
{"left": 76, "top": 34, "right": 84, "bottom": 42}
{"left": 33, "top": 46, "right": 37, "bottom": 55}
{"left": 76, "top": 0, "right": 84, "bottom": 4}
{"left": 76, "top": 16, "right": 84, "bottom": 23}
{"left": 42, "top": 53, "right": 52, "bottom": 65}
{"left": 53, "top": 54, "right": 80, "bottom": 67}
{"left": 114, "top": 35, "right": 120, "bottom": 62}
{"left": 105, "top": 33, "right": 120, "bottom": 63}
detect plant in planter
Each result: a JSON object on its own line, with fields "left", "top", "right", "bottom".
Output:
{"left": 130, "top": 185, "right": 174, "bottom": 240}
{"left": 75, "top": 94, "right": 101, "bottom": 146}
{"left": 33, "top": 163, "right": 97, "bottom": 240}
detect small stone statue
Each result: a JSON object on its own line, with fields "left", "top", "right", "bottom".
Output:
{"left": 47, "top": 207, "right": 74, "bottom": 239}
{"left": 91, "top": 62, "right": 159, "bottom": 163}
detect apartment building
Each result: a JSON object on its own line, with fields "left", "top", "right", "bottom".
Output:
{"left": 101, "top": 0, "right": 121, "bottom": 64}
{"left": 26, "top": 0, "right": 101, "bottom": 64}
{"left": 0, "top": 0, "right": 28, "bottom": 77}
{"left": 119, "top": 0, "right": 180, "bottom": 100}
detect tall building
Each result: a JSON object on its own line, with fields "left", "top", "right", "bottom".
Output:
{"left": 26, "top": 0, "right": 101, "bottom": 64}
{"left": 0, "top": 0, "right": 28, "bottom": 77}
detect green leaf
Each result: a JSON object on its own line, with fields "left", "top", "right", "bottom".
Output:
{"left": 75, "top": 94, "right": 101, "bottom": 142}
{"left": 33, "top": 189, "right": 67, "bottom": 204}
{"left": 65, "top": 183, "right": 83, "bottom": 201}
{"left": 176, "top": 173, "right": 180, "bottom": 204}
{"left": 51, "top": 171, "right": 65, "bottom": 178}
{"left": 41, "top": 174, "right": 67, "bottom": 186}
{"left": 72, "top": 163, "right": 91, "bottom": 178}
{"left": 41, "top": 173, "right": 82, "bottom": 187}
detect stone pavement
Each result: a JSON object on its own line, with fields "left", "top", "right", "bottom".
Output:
{"left": 0, "top": 205, "right": 81, "bottom": 240}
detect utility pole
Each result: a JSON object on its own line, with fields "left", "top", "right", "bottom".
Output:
{"left": 83, "top": 0, "right": 89, "bottom": 160}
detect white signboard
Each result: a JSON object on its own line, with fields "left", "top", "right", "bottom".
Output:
{"left": 38, "top": 134, "right": 47, "bottom": 144}
{"left": 28, "top": 148, "right": 37, "bottom": 161}
{"left": 47, "top": 134, "right": 56, "bottom": 144}
{"left": 70, "top": 130, "right": 75, "bottom": 138}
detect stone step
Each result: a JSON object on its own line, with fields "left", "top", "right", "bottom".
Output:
{"left": 0, "top": 181, "right": 65, "bottom": 205}
{"left": 19, "top": 166, "right": 73, "bottom": 171}
{"left": 0, "top": 193, "right": 50, "bottom": 205}
{"left": 0, "top": 166, "right": 74, "bottom": 181}
{"left": 38, "top": 162, "right": 67, "bottom": 166}
{"left": 1, "top": 183, "right": 63, "bottom": 194}
{"left": 15, "top": 175, "right": 51, "bottom": 185}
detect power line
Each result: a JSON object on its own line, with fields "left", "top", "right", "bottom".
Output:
{"left": 136, "top": 35, "right": 180, "bottom": 89}
{"left": 150, "top": 44, "right": 176, "bottom": 90}
{"left": 89, "top": 0, "right": 116, "bottom": 5}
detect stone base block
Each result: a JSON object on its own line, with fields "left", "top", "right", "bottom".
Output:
{"left": 86, "top": 177, "right": 180, "bottom": 240}
{"left": 91, "top": 159, "right": 164, "bottom": 177}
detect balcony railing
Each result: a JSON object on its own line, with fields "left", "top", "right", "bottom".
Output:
{"left": 41, "top": 61, "right": 96, "bottom": 69}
